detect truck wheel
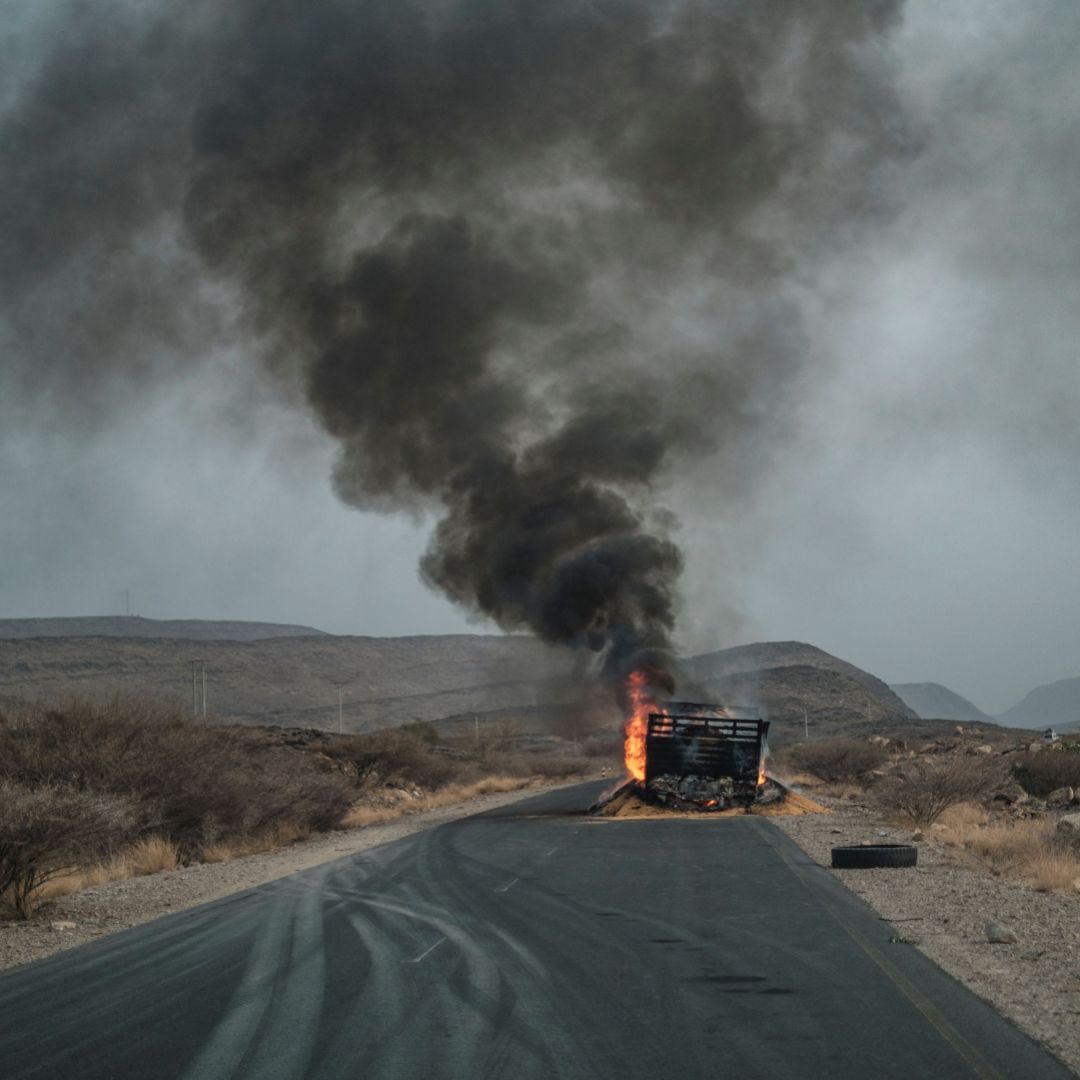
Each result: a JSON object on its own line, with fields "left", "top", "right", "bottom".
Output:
{"left": 831, "top": 844, "right": 918, "bottom": 869}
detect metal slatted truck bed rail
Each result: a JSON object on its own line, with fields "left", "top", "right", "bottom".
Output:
{"left": 644, "top": 704, "right": 769, "bottom": 810}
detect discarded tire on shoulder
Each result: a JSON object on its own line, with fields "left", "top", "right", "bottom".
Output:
{"left": 830, "top": 844, "right": 918, "bottom": 869}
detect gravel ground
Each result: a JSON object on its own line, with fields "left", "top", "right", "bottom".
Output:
{"left": 0, "top": 778, "right": 592, "bottom": 973}
{"left": 773, "top": 800, "right": 1080, "bottom": 1075}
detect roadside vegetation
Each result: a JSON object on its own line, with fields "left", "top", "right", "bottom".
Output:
{"left": 776, "top": 731, "right": 1080, "bottom": 897}
{"left": 0, "top": 698, "right": 596, "bottom": 918}
{"left": 775, "top": 736, "right": 887, "bottom": 786}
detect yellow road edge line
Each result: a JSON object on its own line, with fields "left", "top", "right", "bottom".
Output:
{"left": 753, "top": 819, "right": 1002, "bottom": 1080}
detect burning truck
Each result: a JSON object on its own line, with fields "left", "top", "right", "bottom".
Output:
{"left": 603, "top": 671, "right": 774, "bottom": 813}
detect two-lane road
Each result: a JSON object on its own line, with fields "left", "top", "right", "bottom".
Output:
{"left": 0, "top": 781, "right": 1069, "bottom": 1078}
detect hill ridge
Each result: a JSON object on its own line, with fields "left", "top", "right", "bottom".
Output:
{"left": 0, "top": 616, "right": 329, "bottom": 642}
{"left": 890, "top": 681, "right": 991, "bottom": 723}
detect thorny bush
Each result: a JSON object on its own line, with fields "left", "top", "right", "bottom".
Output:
{"left": 1012, "top": 747, "right": 1080, "bottom": 798}
{"left": 0, "top": 780, "right": 138, "bottom": 918}
{"left": 0, "top": 698, "right": 354, "bottom": 861}
{"left": 780, "top": 737, "right": 888, "bottom": 784}
{"left": 875, "top": 757, "right": 1006, "bottom": 826}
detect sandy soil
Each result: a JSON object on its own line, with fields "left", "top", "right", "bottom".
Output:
{"left": 0, "top": 778, "right": 589, "bottom": 973}
{"left": 773, "top": 799, "right": 1080, "bottom": 1075}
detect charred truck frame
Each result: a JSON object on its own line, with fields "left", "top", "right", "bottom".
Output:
{"left": 643, "top": 702, "right": 769, "bottom": 811}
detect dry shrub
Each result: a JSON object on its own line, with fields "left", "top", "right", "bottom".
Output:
{"left": 877, "top": 757, "right": 1005, "bottom": 826}
{"left": 0, "top": 780, "right": 138, "bottom": 918}
{"left": 0, "top": 698, "right": 354, "bottom": 861}
{"left": 327, "top": 728, "right": 481, "bottom": 791}
{"left": 1012, "top": 749, "right": 1080, "bottom": 797}
{"left": 779, "top": 738, "right": 887, "bottom": 784}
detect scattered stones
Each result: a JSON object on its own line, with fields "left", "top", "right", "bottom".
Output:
{"left": 49, "top": 921, "right": 76, "bottom": 931}
{"left": 1057, "top": 814, "right": 1080, "bottom": 836}
{"left": 911, "top": 831, "right": 925, "bottom": 842}
{"left": 984, "top": 920, "right": 1018, "bottom": 944}
{"left": 1021, "top": 949, "right": 1045, "bottom": 960}
{"left": 973, "top": 745, "right": 994, "bottom": 756}
{"left": 1047, "top": 787, "right": 1075, "bottom": 808}
{"left": 869, "top": 735, "right": 890, "bottom": 747}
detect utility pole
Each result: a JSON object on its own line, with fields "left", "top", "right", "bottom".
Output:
{"left": 191, "top": 660, "right": 207, "bottom": 719}
{"left": 331, "top": 680, "right": 350, "bottom": 735}
{"left": 803, "top": 707, "right": 809, "bottom": 740}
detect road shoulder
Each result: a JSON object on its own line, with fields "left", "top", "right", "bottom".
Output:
{"left": 772, "top": 800, "right": 1080, "bottom": 1075}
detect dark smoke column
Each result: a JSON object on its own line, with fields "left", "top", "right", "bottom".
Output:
{"left": 176, "top": 0, "right": 911, "bottom": 681}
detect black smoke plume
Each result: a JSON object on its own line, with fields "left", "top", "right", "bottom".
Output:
{"left": 0, "top": 1, "right": 912, "bottom": 685}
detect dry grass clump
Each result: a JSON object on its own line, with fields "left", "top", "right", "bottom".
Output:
{"left": 1025, "top": 851, "right": 1080, "bottom": 893}
{"left": 35, "top": 835, "right": 180, "bottom": 905}
{"left": 776, "top": 738, "right": 887, "bottom": 784}
{"left": 933, "top": 811, "right": 1080, "bottom": 894}
{"left": 128, "top": 836, "right": 181, "bottom": 875}
{"left": 199, "top": 823, "right": 311, "bottom": 864}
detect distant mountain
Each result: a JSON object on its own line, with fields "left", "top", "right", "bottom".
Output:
{"left": 682, "top": 641, "right": 917, "bottom": 733}
{"left": 997, "top": 676, "right": 1080, "bottom": 730}
{"left": 0, "top": 616, "right": 328, "bottom": 641}
{"left": 890, "top": 682, "right": 991, "bottom": 723}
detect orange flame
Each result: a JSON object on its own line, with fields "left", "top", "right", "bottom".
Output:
{"left": 623, "top": 670, "right": 656, "bottom": 782}
{"left": 757, "top": 755, "right": 767, "bottom": 788}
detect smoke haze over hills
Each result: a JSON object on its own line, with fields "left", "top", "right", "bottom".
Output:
{"left": 1, "top": 1, "right": 1078, "bottom": 710}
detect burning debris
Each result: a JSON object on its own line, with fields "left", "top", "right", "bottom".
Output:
{"left": 595, "top": 678, "right": 826, "bottom": 817}
{"left": 592, "top": 780, "right": 826, "bottom": 820}
{"left": 643, "top": 704, "right": 767, "bottom": 811}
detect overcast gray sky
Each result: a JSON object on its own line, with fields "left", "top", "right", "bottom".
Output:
{"left": 1, "top": 0, "right": 1077, "bottom": 714}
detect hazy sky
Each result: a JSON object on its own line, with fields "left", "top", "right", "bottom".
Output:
{"left": 2, "top": 1, "right": 1078, "bottom": 714}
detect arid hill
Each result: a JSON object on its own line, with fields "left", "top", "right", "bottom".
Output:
{"left": 0, "top": 628, "right": 923, "bottom": 738}
{"left": 0, "top": 633, "right": 571, "bottom": 731}
{"left": 890, "top": 681, "right": 991, "bottom": 723}
{"left": 0, "top": 616, "right": 327, "bottom": 641}
{"left": 682, "top": 641, "right": 917, "bottom": 741}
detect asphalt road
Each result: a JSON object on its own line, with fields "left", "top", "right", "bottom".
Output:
{"left": 0, "top": 781, "right": 1070, "bottom": 1079}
